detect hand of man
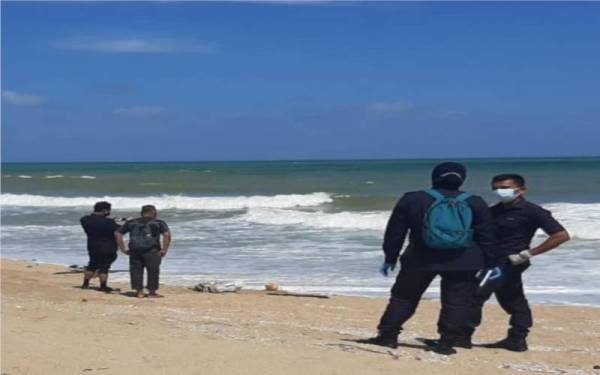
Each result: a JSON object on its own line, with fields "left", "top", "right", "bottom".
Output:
{"left": 120, "top": 247, "right": 130, "bottom": 255}
{"left": 379, "top": 262, "right": 396, "bottom": 277}
{"left": 159, "top": 249, "right": 168, "bottom": 258}
{"left": 508, "top": 250, "right": 532, "bottom": 265}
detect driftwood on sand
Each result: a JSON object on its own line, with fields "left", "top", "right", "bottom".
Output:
{"left": 267, "top": 291, "right": 330, "bottom": 299}
{"left": 53, "top": 265, "right": 128, "bottom": 275}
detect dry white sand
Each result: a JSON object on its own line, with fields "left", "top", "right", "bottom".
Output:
{"left": 2, "top": 259, "right": 599, "bottom": 375}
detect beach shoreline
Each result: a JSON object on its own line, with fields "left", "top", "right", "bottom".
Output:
{"left": 2, "top": 258, "right": 599, "bottom": 375}
{"left": 2, "top": 255, "right": 599, "bottom": 308}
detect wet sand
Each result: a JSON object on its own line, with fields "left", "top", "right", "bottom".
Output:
{"left": 2, "top": 258, "right": 599, "bottom": 375}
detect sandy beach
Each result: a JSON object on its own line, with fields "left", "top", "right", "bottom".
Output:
{"left": 1, "top": 258, "right": 599, "bottom": 375}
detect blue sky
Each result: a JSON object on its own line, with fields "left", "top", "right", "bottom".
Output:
{"left": 2, "top": 1, "right": 599, "bottom": 162}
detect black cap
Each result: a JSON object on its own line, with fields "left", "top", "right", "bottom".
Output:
{"left": 431, "top": 162, "right": 467, "bottom": 189}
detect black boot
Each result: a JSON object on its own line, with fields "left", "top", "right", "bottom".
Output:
{"left": 482, "top": 336, "right": 528, "bottom": 352}
{"left": 421, "top": 335, "right": 472, "bottom": 349}
{"left": 357, "top": 333, "right": 398, "bottom": 349}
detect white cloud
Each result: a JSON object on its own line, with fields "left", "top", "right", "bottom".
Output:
{"left": 368, "top": 100, "right": 415, "bottom": 114}
{"left": 2, "top": 90, "right": 45, "bottom": 106}
{"left": 113, "top": 106, "right": 165, "bottom": 117}
{"left": 54, "top": 37, "right": 213, "bottom": 54}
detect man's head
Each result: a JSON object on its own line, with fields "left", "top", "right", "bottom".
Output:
{"left": 141, "top": 205, "right": 157, "bottom": 220}
{"left": 431, "top": 162, "right": 467, "bottom": 190}
{"left": 93, "top": 201, "right": 112, "bottom": 217}
{"left": 491, "top": 174, "right": 526, "bottom": 203}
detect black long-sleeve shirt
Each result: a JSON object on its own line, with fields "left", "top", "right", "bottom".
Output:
{"left": 383, "top": 188, "right": 497, "bottom": 271}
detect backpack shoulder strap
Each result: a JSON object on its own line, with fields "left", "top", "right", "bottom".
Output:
{"left": 144, "top": 220, "right": 154, "bottom": 233}
{"left": 424, "top": 189, "right": 445, "bottom": 201}
{"left": 456, "top": 192, "right": 472, "bottom": 202}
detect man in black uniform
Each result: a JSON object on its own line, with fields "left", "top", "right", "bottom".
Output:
{"left": 358, "top": 162, "right": 498, "bottom": 355}
{"left": 80, "top": 201, "right": 120, "bottom": 292}
{"left": 115, "top": 205, "right": 171, "bottom": 298}
{"left": 469, "top": 174, "right": 570, "bottom": 352}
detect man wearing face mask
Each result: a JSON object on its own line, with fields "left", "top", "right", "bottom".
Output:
{"left": 358, "top": 162, "right": 498, "bottom": 355}
{"left": 468, "top": 174, "right": 570, "bottom": 352}
{"left": 80, "top": 201, "right": 121, "bottom": 292}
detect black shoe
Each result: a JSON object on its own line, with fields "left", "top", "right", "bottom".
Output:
{"left": 432, "top": 335, "right": 458, "bottom": 355}
{"left": 420, "top": 335, "right": 473, "bottom": 349}
{"left": 482, "top": 337, "right": 528, "bottom": 352}
{"left": 433, "top": 343, "right": 457, "bottom": 355}
{"left": 356, "top": 335, "right": 398, "bottom": 349}
{"left": 99, "top": 286, "right": 115, "bottom": 293}
{"left": 81, "top": 284, "right": 89, "bottom": 289}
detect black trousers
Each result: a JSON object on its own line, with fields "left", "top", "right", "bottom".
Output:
{"left": 87, "top": 251, "right": 117, "bottom": 273}
{"left": 466, "top": 263, "right": 532, "bottom": 339}
{"left": 377, "top": 268, "right": 477, "bottom": 336}
{"left": 129, "top": 249, "right": 161, "bottom": 291}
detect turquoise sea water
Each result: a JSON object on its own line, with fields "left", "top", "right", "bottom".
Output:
{"left": 1, "top": 158, "right": 599, "bottom": 305}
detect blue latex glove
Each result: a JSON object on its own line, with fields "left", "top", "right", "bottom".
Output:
{"left": 379, "top": 262, "right": 396, "bottom": 277}
{"left": 488, "top": 266, "right": 503, "bottom": 280}
{"left": 475, "top": 266, "right": 504, "bottom": 296}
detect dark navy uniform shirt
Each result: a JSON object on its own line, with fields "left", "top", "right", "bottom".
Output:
{"left": 491, "top": 198, "right": 565, "bottom": 258}
{"left": 80, "top": 214, "right": 120, "bottom": 255}
{"left": 383, "top": 189, "right": 497, "bottom": 271}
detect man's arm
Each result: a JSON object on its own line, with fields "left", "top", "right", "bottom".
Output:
{"left": 157, "top": 220, "right": 171, "bottom": 257}
{"left": 114, "top": 232, "right": 129, "bottom": 254}
{"left": 529, "top": 230, "right": 570, "bottom": 256}
{"left": 509, "top": 208, "right": 570, "bottom": 265}
{"left": 382, "top": 195, "right": 410, "bottom": 266}
{"left": 160, "top": 232, "right": 172, "bottom": 257}
{"left": 530, "top": 207, "right": 570, "bottom": 256}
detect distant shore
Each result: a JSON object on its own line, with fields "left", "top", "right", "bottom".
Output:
{"left": 2, "top": 258, "right": 599, "bottom": 375}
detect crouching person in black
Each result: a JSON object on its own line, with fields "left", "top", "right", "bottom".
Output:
{"left": 115, "top": 205, "right": 171, "bottom": 298}
{"left": 358, "top": 162, "right": 498, "bottom": 355}
{"left": 80, "top": 201, "right": 121, "bottom": 292}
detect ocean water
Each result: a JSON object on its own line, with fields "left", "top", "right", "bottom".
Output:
{"left": 1, "top": 158, "right": 599, "bottom": 306}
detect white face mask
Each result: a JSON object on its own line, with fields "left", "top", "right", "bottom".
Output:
{"left": 494, "top": 188, "right": 519, "bottom": 203}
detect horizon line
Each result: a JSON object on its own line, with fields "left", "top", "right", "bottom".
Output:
{"left": 2, "top": 155, "right": 600, "bottom": 165}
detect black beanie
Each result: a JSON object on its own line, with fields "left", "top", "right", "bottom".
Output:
{"left": 431, "top": 162, "right": 467, "bottom": 189}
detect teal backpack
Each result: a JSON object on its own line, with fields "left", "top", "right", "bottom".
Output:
{"left": 422, "top": 189, "right": 473, "bottom": 249}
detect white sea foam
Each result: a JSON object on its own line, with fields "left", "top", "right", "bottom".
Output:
{"left": 524, "top": 287, "right": 600, "bottom": 295}
{"left": 0, "top": 192, "right": 333, "bottom": 210}
{"left": 242, "top": 203, "right": 600, "bottom": 239}
{"left": 243, "top": 207, "right": 388, "bottom": 231}
{"left": 1, "top": 194, "right": 598, "bottom": 240}
{"left": 44, "top": 175, "right": 64, "bottom": 179}
{"left": 0, "top": 224, "right": 80, "bottom": 238}
{"left": 540, "top": 203, "right": 600, "bottom": 240}
{"left": 17, "top": 175, "right": 32, "bottom": 179}
{"left": 79, "top": 175, "right": 96, "bottom": 179}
